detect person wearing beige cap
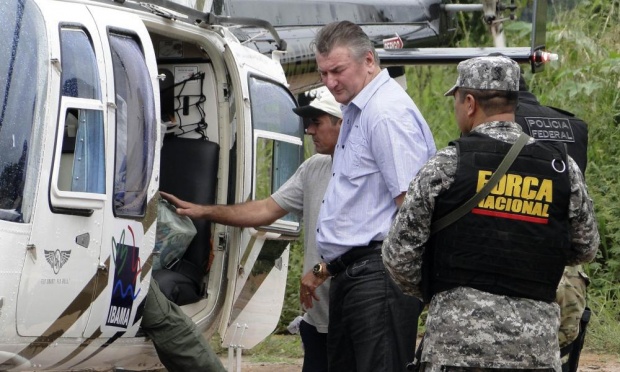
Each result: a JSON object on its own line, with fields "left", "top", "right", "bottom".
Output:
{"left": 162, "top": 89, "right": 342, "bottom": 372}
{"left": 383, "top": 56, "right": 599, "bottom": 372}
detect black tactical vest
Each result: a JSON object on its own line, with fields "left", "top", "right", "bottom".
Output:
{"left": 426, "top": 133, "right": 572, "bottom": 303}
{"left": 515, "top": 92, "right": 588, "bottom": 174}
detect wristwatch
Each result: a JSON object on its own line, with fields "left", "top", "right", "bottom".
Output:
{"left": 312, "top": 262, "right": 329, "bottom": 279}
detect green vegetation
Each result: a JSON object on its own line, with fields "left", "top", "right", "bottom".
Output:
{"left": 542, "top": 1, "right": 620, "bottom": 355}
{"left": 274, "top": 0, "right": 620, "bottom": 357}
{"left": 212, "top": 332, "right": 303, "bottom": 362}
{"left": 242, "top": 333, "right": 303, "bottom": 363}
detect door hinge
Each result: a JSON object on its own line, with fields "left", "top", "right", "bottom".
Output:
{"left": 217, "top": 231, "right": 228, "bottom": 251}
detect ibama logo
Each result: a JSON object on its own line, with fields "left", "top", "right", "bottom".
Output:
{"left": 106, "top": 226, "right": 142, "bottom": 329}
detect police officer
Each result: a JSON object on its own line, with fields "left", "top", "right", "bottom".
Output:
{"left": 382, "top": 56, "right": 600, "bottom": 372}
{"left": 515, "top": 76, "right": 588, "bottom": 173}
{"left": 515, "top": 75, "right": 591, "bottom": 372}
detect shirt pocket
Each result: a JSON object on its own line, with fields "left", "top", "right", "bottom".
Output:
{"left": 341, "top": 135, "right": 365, "bottom": 178}
{"left": 341, "top": 133, "right": 378, "bottom": 179}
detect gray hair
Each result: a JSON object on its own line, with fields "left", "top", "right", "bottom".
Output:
{"left": 313, "top": 21, "right": 379, "bottom": 64}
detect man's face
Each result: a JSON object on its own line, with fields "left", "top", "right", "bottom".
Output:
{"left": 305, "top": 114, "right": 341, "bottom": 155}
{"left": 316, "top": 45, "right": 373, "bottom": 105}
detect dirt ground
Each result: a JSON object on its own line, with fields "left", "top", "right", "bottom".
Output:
{"left": 576, "top": 352, "right": 620, "bottom": 372}
{"left": 221, "top": 352, "right": 620, "bottom": 372}
{"left": 219, "top": 358, "right": 301, "bottom": 371}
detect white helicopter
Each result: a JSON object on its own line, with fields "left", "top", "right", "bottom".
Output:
{"left": 0, "top": 0, "right": 554, "bottom": 370}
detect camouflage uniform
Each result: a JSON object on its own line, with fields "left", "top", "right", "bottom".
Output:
{"left": 383, "top": 57, "right": 599, "bottom": 371}
{"left": 556, "top": 266, "right": 589, "bottom": 349}
{"left": 516, "top": 84, "right": 591, "bottom": 359}
{"left": 382, "top": 120, "right": 599, "bottom": 372}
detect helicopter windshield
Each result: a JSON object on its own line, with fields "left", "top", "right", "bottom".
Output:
{"left": 0, "top": 0, "right": 47, "bottom": 222}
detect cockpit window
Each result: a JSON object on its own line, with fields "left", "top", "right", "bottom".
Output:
{"left": 0, "top": 0, "right": 47, "bottom": 222}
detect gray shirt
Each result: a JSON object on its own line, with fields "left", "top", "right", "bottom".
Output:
{"left": 272, "top": 154, "right": 331, "bottom": 333}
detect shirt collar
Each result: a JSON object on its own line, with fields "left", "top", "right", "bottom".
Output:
{"left": 471, "top": 120, "right": 523, "bottom": 135}
{"left": 348, "top": 69, "right": 390, "bottom": 111}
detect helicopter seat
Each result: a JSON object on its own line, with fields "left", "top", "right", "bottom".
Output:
{"left": 154, "top": 135, "right": 219, "bottom": 306}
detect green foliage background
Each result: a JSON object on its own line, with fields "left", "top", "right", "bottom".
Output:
{"left": 538, "top": 0, "right": 620, "bottom": 354}
{"left": 275, "top": 0, "right": 620, "bottom": 356}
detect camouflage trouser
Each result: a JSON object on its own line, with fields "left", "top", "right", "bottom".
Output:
{"left": 141, "top": 280, "right": 226, "bottom": 372}
{"left": 556, "top": 265, "right": 589, "bottom": 352}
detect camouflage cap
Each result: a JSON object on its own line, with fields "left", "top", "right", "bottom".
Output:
{"left": 444, "top": 56, "right": 520, "bottom": 96}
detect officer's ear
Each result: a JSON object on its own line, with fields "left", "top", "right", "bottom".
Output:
{"left": 464, "top": 94, "right": 477, "bottom": 117}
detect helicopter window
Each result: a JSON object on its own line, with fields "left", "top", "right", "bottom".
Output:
{"left": 109, "top": 32, "right": 156, "bottom": 218}
{"left": 57, "top": 107, "right": 105, "bottom": 193}
{"left": 60, "top": 28, "right": 101, "bottom": 100}
{"left": 255, "top": 138, "right": 303, "bottom": 201}
{"left": 250, "top": 76, "right": 304, "bottom": 137}
{"left": 254, "top": 137, "right": 273, "bottom": 200}
{"left": 249, "top": 76, "right": 303, "bottom": 228}
{"left": 55, "top": 27, "right": 105, "bottom": 195}
{"left": 0, "top": 0, "right": 47, "bottom": 222}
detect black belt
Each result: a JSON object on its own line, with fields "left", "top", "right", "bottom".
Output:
{"left": 326, "top": 241, "right": 383, "bottom": 276}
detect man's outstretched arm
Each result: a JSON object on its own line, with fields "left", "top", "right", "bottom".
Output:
{"left": 160, "top": 191, "right": 288, "bottom": 227}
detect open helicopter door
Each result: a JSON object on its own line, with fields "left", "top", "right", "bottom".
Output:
{"left": 217, "top": 36, "right": 304, "bottom": 358}
{"left": 80, "top": 5, "right": 160, "bottom": 339}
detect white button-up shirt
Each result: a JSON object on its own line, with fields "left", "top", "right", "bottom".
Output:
{"left": 316, "top": 69, "right": 436, "bottom": 262}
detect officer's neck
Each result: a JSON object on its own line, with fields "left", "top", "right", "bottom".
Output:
{"left": 472, "top": 112, "right": 515, "bottom": 129}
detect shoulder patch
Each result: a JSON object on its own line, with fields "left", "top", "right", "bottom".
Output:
{"left": 523, "top": 117, "right": 575, "bottom": 142}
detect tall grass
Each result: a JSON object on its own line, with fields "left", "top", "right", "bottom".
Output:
{"left": 523, "top": 0, "right": 620, "bottom": 354}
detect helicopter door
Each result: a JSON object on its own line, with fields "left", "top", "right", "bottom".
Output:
{"left": 219, "top": 41, "right": 304, "bottom": 349}
{"left": 82, "top": 7, "right": 159, "bottom": 337}
{"left": 16, "top": 4, "right": 108, "bottom": 337}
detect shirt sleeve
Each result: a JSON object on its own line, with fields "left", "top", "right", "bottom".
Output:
{"left": 369, "top": 106, "right": 434, "bottom": 198}
{"left": 382, "top": 147, "right": 457, "bottom": 297}
{"left": 566, "top": 156, "right": 600, "bottom": 265}
{"left": 271, "top": 157, "right": 309, "bottom": 217}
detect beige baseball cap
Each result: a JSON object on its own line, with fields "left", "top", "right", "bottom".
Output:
{"left": 293, "top": 89, "right": 342, "bottom": 121}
